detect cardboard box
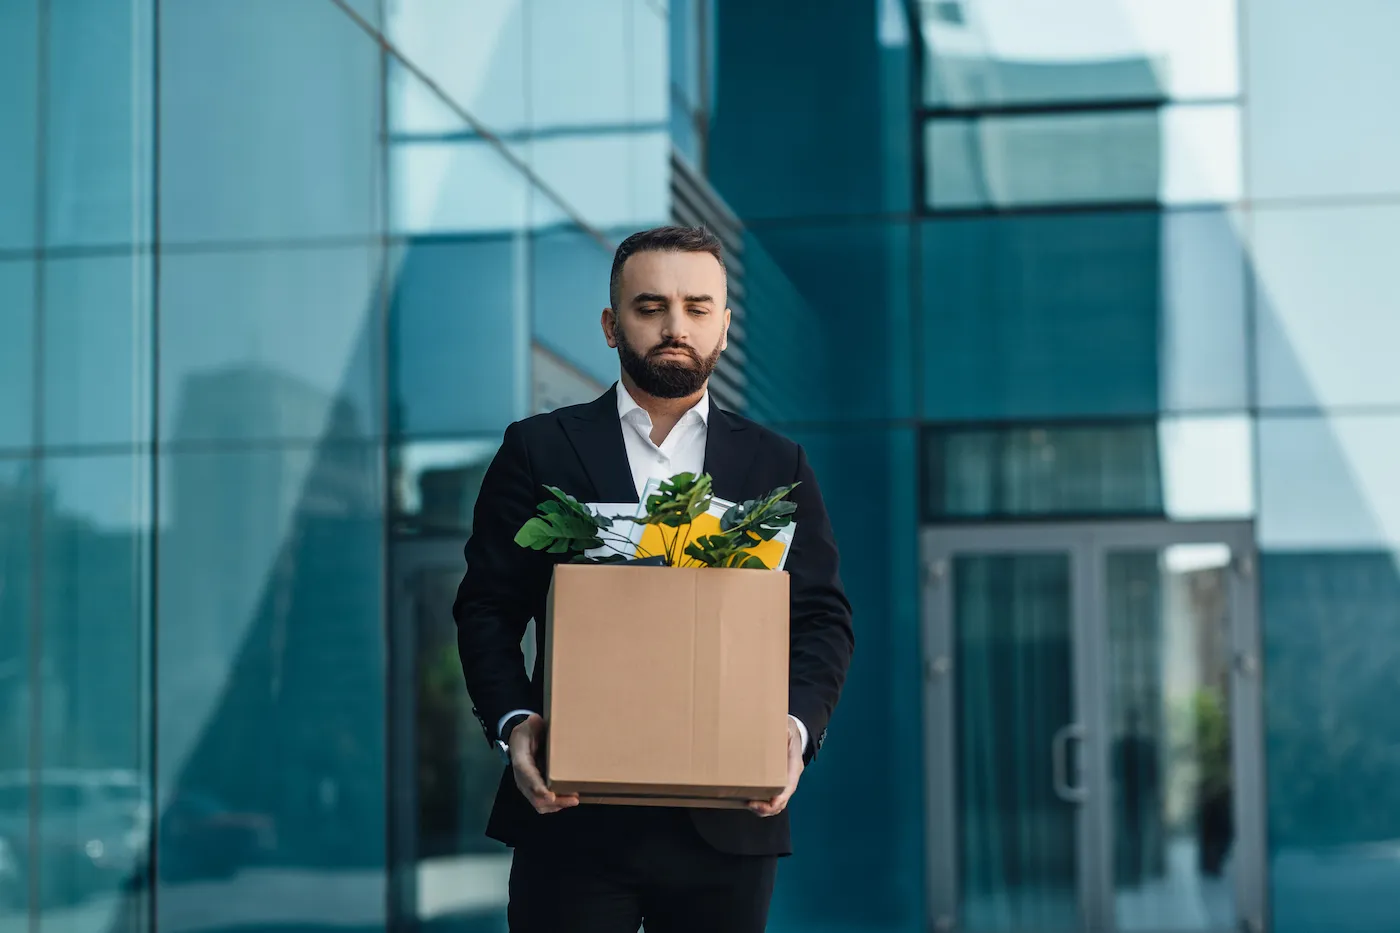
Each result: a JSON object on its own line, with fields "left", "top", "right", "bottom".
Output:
{"left": 543, "top": 563, "right": 789, "bottom": 808}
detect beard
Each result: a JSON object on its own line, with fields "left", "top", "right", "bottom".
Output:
{"left": 616, "top": 327, "right": 722, "bottom": 399}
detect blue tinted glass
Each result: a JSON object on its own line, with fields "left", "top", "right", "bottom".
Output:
{"left": 390, "top": 238, "right": 526, "bottom": 436}
{"left": 0, "top": 262, "right": 35, "bottom": 450}
{"left": 159, "top": 0, "right": 378, "bottom": 244}
{"left": 766, "top": 427, "right": 923, "bottom": 933}
{"left": 43, "top": 255, "right": 152, "bottom": 448}
{"left": 390, "top": 439, "right": 499, "bottom": 536}
{"left": 924, "top": 105, "right": 1242, "bottom": 210}
{"left": 386, "top": 61, "right": 530, "bottom": 238}
{"left": 156, "top": 445, "right": 384, "bottom": 896}
{"left": 159, "top": 246, "right": 380, "bottom": 444}
{"left": 531, "top": 225, "right": 617, "bottom": 386}
{"left": 46, "top": 0, "right": 154, "bottom": 248}
{"left": 38, "top": 453, "right": 150, "bottom": 910}
{"left": 1248, "top": 1, "right": 1400, "bottom": 201}
{"left": 918, "top": 0, "right": 1239, "bottom": 107}
{"left": 0, "top": 0, "right": 38, "bottom": 251}
{"left": 1253, "top": 205, "right": 1400, "bottom": 411}
{"left": 386, "top": 0, "right": 526, "bottom": 137}
{"left": 752, "top": 221, "right": 913, "bottom": 422}
{"left": 1262, "top": 552, "right": 1400, "bottom": 933}
{"left": 709, "top": 2, "right": 896, "bottom": 220}
{"left": 0, "top": 459, "right": 31, "bottom": 915}
{"left": 921, "top": 212, "right": 1161, "bottom": 419}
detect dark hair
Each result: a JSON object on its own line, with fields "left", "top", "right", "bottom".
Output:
{"left": 608, "top": 225, "right": 726, "bottom": 311}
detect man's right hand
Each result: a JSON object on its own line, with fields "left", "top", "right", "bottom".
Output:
{"left": 508, "top": 713, "right": 580, "bottom": 815}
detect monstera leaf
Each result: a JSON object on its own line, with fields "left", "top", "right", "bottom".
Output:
{"left": 634, "top": 472, "right": 713, "bottom": 528}
{"left": 514, "top": 485, "right": 611, "bottom": 554}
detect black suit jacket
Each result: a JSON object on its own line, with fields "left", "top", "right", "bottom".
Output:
{"left": 453, "top": 386, "right": 854, "bottom": 856}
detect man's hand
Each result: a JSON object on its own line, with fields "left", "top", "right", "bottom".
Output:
{"left": 748, "top": 718, "right": 804, "bottom": 818}
{"left": 508, "top": 713, "right": 580, "bottom": 815}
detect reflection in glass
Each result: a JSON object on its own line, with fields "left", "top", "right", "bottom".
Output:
{"left": 37, "top": 454, "right": 150, "bottom": 925}
{"left": 44, "top": 256, "right": 152, "bottom": 448}
{"left": 389, "top": 239, "right": 527, "bottom": 436}
{"left": 156, "top": 445, "right": 383, "bottom": 932}
{"left": 925, "top": 105, "right": 1240, "bottom": 210}
{"left": 45, "top": 0, "right": 153, "bottom": 249}
{"left": 1246, "top": 1, "right": 1400, "bottom": 201}
{"left": 0, "top": 460, "right": 32, "bottom": 919}
{"left": 1253, "top": 205, "right": 1400, "bottom": 411}
{"left": 384, "top": 0, "right": 527, "bottom": 137}
{"left": 1106, "top": 546, "right": 1236, "bottom": 930}
{"left": 531, "top": 224, "right": 618, "bottom": 386}
{"left": 919, "top": 0, "right": 1239, "bottom": 107}
{"left": 0, "top": 262, "right": 35, "bottom": 450}
{"left": 390, "top": 440, "right": 500, "bottom": 537}
{"left": 158, "top": 0, "right": 378, "bottom": 244}
{"left": 955, "top": 553, "right": 1079, "bottom": 932}
{"left": 1257, "top": 415, "right": 1400, "bottom": 551}
{"left": 159, "top": 246, "right": 379, "bottom": 444}
{"left": 0, "top": 0, "right": 39, "bottom": 251}
{"left": 926, "top": 418, "right": 1253, "bottom": 522}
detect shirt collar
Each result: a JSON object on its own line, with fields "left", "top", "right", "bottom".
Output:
{"left": 616, "top": 382, "right": 710, "bottom": 427}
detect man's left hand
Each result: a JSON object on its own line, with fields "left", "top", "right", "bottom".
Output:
{"left": 748, "top": 718, "right": 804, "bottom": 818}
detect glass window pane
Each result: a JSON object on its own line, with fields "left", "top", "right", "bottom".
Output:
{"left": 391, "top": 439, "right": 499, "bottom": 537}
{"left": 919, "top": 0, "right": 1239, "bottom": 107}
{"left": 922, "top": 212, "right": 1161, "bottom": 419}
{"left": 530, "top": 224, "right": 618, "bottom": 387}
{"left": 385, "top": 0, "right": 526, "bottom": 137}
{"left": 0, "top": 0, "right": 38, "bottom": 251}
{"left": 925, "top": 105, "right": 1240, "bottom": 211}
{"left": 924, "top": 416, "right": 1252, "bottom": 521}
{"left": 159, "top": 246, "right": 380, "bottom": 444}
{"left": 157, "top": 445, "right": 384, "bottom": 899}
{"left": 530, "top": 0, "right": 628, "bottom": 129}
{"left": 158, "top": 0, "right": 378, "bottom": 244}
{"left": 1106, "top": 546, "right": 1237, "bottom": 931}
{"left": 1247, "top": 0, "right": 1400, "bottom": 201}
{"left": 45, "top": 0, "right": 154, "bottom": 249}
{"left": 38, "top": 453, "right": 150, "bottom": 915}
{"left": 1254, "top": 205, "right": 1400, "bottom": 411}
{"left": 1258, "top": 415, "right": 1400, "bottom": 550}
{"left": 1159, "top": 210, "right": 1248, "bottom": 412}
{"left": 954, "top": 553, "right": 1080, "bottom": 932}
{"left": 44, "top": 255, "right": 153, "bottom": 448}
{"left": 753, "top": 221, "right": 914, "bottom": 422}
{"left": 389, "top": 239, "right": 527, "bottom": 436}
{"left": 0, "top": 262, "right": 35, "bottom": 450}
{"left": 0, "top": 461, "right": 33, "bottom": 855}
{"left": 1262, "top": 549, "right": 1400, "bottom": 933}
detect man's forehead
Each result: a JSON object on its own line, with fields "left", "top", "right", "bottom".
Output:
{"left": 622, "top": 250, "right": 726, "bottom": 297}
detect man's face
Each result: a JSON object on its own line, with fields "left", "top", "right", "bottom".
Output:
{"left": 603, "top": 250, "right": 730, "bottom": 399}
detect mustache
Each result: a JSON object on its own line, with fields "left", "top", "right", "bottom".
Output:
{"left": 648, "top": 341, "right": 700, "bottom": 361}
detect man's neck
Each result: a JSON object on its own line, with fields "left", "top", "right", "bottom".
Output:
{"left": 620, "top": 373, "right": 706, "bottom": 446}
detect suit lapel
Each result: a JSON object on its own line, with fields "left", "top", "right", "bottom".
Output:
{"left": 559, "top": 385, "right": 639, "bottom": 503}
{"left": 704, "top": 404, "right": 758, "bottom": 502}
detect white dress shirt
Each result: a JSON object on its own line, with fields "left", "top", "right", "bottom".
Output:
{"left": 500, "top": 383, "right": 809, "bottom": 755}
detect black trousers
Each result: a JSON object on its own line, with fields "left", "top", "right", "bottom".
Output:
{"left": 507, "top": 805, "right": 778, "bottom": 932}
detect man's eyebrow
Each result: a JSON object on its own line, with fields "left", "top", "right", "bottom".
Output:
{"left": 631, "top": 292, "right": 668, "bottom": 305}
{"left": 683, "top": 294, "right": 715, "bottom": 304}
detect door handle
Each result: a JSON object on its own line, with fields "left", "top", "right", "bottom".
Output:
{"left": 1052, "top": 723, "right": 1087, "bottom": 803}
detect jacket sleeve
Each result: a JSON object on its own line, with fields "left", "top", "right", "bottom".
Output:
{"left": 784, "top": 444, "right": 855, "bottom": 764}
{"left": 453, "top": 421, "right": 550, "bottom": 743}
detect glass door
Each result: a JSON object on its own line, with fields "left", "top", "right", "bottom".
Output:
{"left": 922, "top": 522, "right": 1265, "bottom": 933}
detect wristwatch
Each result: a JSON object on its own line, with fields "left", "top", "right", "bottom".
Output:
{"left": 496, "top": 712, "right": 531, "bottom": 764}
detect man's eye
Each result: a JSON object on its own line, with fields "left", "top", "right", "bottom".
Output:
{"left": 688, "top": 307, "right": 709, "bottom": 315}
{"left": 640, "top": 306, "right": 663, "bottom": 315}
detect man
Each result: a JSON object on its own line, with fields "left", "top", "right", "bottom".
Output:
{"left": 454, "top": 225, "right": 854, "bottom": 932}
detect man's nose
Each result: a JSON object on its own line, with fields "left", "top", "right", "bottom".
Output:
{"left": 660, "top": 305, "right": 689, "bottom": 341}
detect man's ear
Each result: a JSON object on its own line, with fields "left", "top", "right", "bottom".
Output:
{"left": 602, "top": 307, "right": 619, "bottom": 348}
{"left": 721, "top": 307, "right": 732, "bottom": 350}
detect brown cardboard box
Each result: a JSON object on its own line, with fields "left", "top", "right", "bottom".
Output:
{"left": 542, "top": 563, "right": 789, "bottom": 808}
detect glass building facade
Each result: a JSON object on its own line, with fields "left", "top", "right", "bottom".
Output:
{"left": 2, "top": 2, "right": 1398, "bottom": 932}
